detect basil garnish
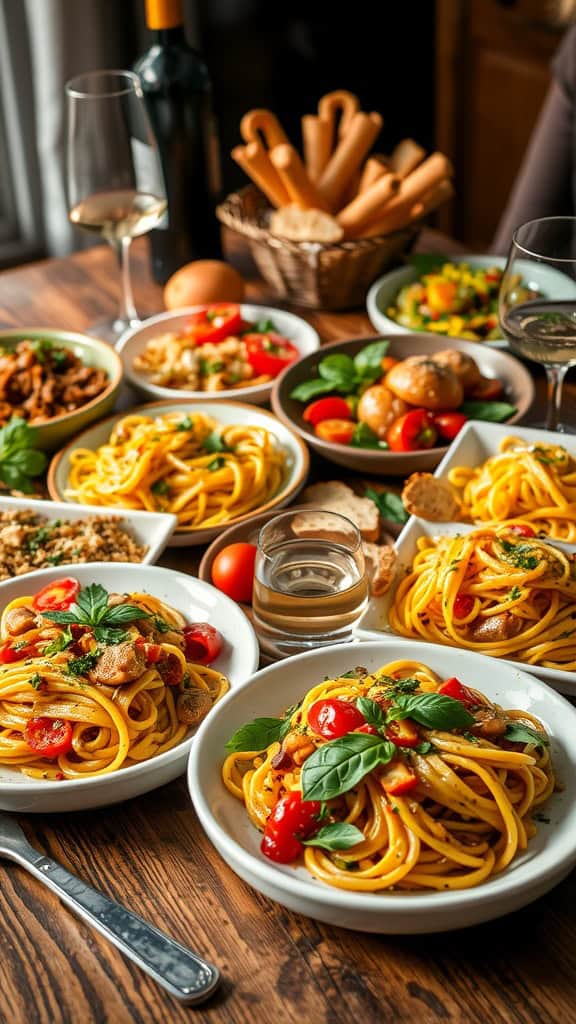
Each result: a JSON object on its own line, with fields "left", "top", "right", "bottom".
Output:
{"left": 388, "top": 692, "right": 475, "bottom": 730}
{"left": 301, "top": 734, "right": 396, "bottom": 802}
{"left": 302, "top": 822, "right": 364, "bottom": 851}
{"left": 504, "top": 723, "right": 549, "bottom": 748}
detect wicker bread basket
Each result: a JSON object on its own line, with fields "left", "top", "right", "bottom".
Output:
{"left": 217, "top": 186, "right": 420, "bottom": 311}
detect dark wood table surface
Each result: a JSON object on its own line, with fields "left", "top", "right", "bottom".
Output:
{"left": 0, "top": 237, "right": 575, "bottom": 1024}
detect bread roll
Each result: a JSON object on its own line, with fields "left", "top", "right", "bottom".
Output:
{"left": 385, "top": 357, "right": 463, "bottom": 411}
{"left": 430, "top": 350, "right": 482, "bottom": 394}
{"left": 356, "top": 386, "right": 410, "bottom": 440}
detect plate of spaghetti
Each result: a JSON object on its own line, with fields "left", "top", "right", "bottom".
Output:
{"left": 0, "top": 563, "right": 258, "bottom": 812}
{"left": 47, "top": 400, "right": 309, "bottom": 545}
{"left": 188, "top": 640, "right": 576, "bottom": 933}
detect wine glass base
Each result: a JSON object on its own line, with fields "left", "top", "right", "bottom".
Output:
{"left": 84, "top": 317, "right": 140, "bottom": 347}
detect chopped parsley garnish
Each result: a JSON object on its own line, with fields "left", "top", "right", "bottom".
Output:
{"left": 67, "top": 650, "right": 102, "bottom": 676}
{"left": 43, "top": 627, "right": 73, "bottom": 655}
{"left": 508, "top": 586, "right": 522, "bottom": 602}
{"left": 27, "top": 672, "right": 43, "bottom": 690}
{"left": 497, "top": 538, "right": 539, "bottom": 571}
{"left": 153, "top": 616, "right": 172, "bottom": 633}
{"left": 202, "top": 430, "right": 232, "bottom": 454}
{"left": 151, "top": 479, "right": 170, "bottom": 496}
{"left": 207, "top": 456, "right": 225, "bottom": 471}
{"left": 176, "top": 416, "right": 194, "bottom": 432}
{"left": 46, "top": 553, "right": 63, "bottom": 565}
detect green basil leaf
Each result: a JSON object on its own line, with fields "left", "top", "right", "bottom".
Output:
{"left": 317, "top": 353, "right": 356, "bottom": 385}
{"left": 459, "top": 401, "right": 517, "bottom": 423}
{"left": 301, "top": 734, "right": 395, "bottom": 801}
{"left": 302, "top": 822, "right": 365, "bottom": 851}
{"left": 202, "top": 430, "right": 232, "bottom": 454}
{"left": 225, "top": 717, "right": 285, "bottom": 753}
{"left": 6, "top": 448, "right": 47, "bottom": 475}
{"left": 290, "top": 378, "right": 337, "bottom": 402}
{"left": 41, "top": 609, "right": 82, "bottom": 625}
{"left": 353, "top": 340, "right": 389, "bottom": 379}
{"left": 92, "top": 626, "right": 131, "bottom": 645}
{"left": 74, "top": 583, "right": 109, "bottom": 623}
{"left": 409, "top": 253, "right": 446, "bottom": 275}
{"left": 365, "top": 487, "right": 408, "bottom": 523}
{"left": 414, "top": 741, "right": 436, "bottom": 755}
{"left": 504, "top": 723, "right": 549, "bottom": 748}
{"left": 0, "top": 464, "right": 33, "bottom": 492}
{"left": 350, "top": 422, "right": 388, "bottom": 449}
{"left": 389, "top": 693, "right": 475, "bottom": 730}
{"left": 252, "top": 318, "right": 277, "bottom": 334}
{"left": 176, "top": 416, "right": 194, "bottom": 431}
{"left": 103, "top": 604, "right": 149, "bottom": 625}
{"left": 355, "top": 697, "right": 385, "bottom": 729}
{"left": 0, "top": 416, "right": 33, "bottom": 452}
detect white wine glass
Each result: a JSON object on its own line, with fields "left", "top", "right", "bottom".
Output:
{"left": 66, "top": 69, "right": 167, "bottom": 345}
{"left": 498, "top": 216, "right": 576, "bottom": 433}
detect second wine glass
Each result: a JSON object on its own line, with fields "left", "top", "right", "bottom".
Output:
{"left": 66, "top": 69, "right": 167, "bottom": 345}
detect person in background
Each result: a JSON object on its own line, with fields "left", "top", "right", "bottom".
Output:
{"left": 492, "top": 0, "right": 576, "bottom": 253}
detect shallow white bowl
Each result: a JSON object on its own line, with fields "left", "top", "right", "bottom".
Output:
{"left": 0, "top": 563, "right": 259, "bottom": 813}
{"left": 47, "top": 399, "right": 310, "bottom": 546}
{"left": 189, "top": 639, "right": 576, "bottom": 934}
{"left": 0, "top": 496, "right": 176, "bottom": 567}
{"left": 366, "top": 255, "right": 576, "bottom": 345}
{"left": 117, "top": 304, "right": 321, "bottom": 405}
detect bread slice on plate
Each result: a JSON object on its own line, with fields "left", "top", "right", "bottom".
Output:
{"left": 297, "top": 481, "right": 380, "bottom": 542}
{"left": 401, "top": 472, "right": 460, "bottom": 522}
{"left": 362, "top": 541, "right": 397, "bottom": 597}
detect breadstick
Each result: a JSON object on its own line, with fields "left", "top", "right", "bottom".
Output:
{"left": 302, "top": 115, "right": 332, "bottom": 183}
{"left": 411, "top": 178, "right": 455, "bottom": 220}
{"left": 240, "top": 109, "right": 289, "bottom": 150}
{"left": 269, "top": 144, "right": 330, "bottom": 211}
{"left": 355, "top": 152, "right": 453, "bottom": 236}
{"left": 231, "top": 142, "right": 290, "bottom": 208}
{"left": 317, "top": 111, "right": 383, "bottom": 212}
{"left": 358, "top": 155, "right": 390, "bottom": 194}
{"left": 317, "top": 90, "right": 359, "bottom": 140}
{"left": 337, "top": 172, "right": 400, "bottom": 236}
{"left": 389, "top": 138, "right": 426, "bottom": 178}
{"left": 359, "top": 177, "right": 455, "bottom": 238}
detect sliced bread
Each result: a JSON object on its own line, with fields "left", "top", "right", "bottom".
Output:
{"left": 297, "top": 481, "right": 380, "bottom": 542}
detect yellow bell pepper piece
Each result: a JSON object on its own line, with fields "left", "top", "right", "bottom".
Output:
{"left": 426, "top": 277, "right": 458, "bottom": 313}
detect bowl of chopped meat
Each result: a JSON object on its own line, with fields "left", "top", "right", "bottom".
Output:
{"left": 0, "top": 329, "right": 122, "bottom": 448}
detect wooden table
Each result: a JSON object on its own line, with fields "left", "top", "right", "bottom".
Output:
{"left": 0, "top": 239, "right": 575, "bottom": 1024}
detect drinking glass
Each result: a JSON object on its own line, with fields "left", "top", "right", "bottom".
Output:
{"left": 66, "top": 70, "right": 167, "bottom": 345}
{"left": 499, "top": 216, "right": 576, "bottom": 432}
{"left": 252, "top": 509, "right": 369, "bottom": 658}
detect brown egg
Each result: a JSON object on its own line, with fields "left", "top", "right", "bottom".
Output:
{"left": 357, "top": 386, "right": 409, "bottom": 440}
{"left": 163, "top": 260, "right": 246, "bottom": 309}
{"left": 385, "top": 357, "right": 463, "bottom": 411}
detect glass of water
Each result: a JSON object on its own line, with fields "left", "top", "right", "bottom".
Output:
{"left": 252, "top": 509, "right": 369, "bottom": 658}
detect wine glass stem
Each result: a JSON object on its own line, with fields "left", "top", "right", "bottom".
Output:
{"left": 544, "top": 364, "right": 569, "bottom": 431}
{"left": 112, "top": 237, "right": 138, "bottom": 325}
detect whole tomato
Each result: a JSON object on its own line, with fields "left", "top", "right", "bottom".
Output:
{"left": 211, "top": 542, "right": 257, "bottom": 603}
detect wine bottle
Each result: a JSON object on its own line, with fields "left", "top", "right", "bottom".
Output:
{"left": 134, "top": 0, "right": 222, "bottom": 284}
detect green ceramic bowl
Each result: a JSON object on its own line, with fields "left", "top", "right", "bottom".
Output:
{"left": 0, "top": 328, "right": 123, "bottom": 450}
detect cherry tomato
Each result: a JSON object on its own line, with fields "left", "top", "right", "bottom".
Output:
{"left": 33, "top": 578, "right": 80, "bottom": 613}
{"left": 355, "top": 723, "right": 379, "bottom": 736}
{"left": 260, "top": 791, "right": 321, "bottom": 863}
{"left": 243, "top": 334, "right": 299, "bottom": 377}
{"left": 438, "top": 677, "right": 477, "bottom": 706}
{"left": 24, "top": 717, "right": 73, "bottom": 759}
{"left": 380, "top": 760, "right": 418, "bottom": 795}
{"left": 211, "top": 543, "right": 257, "bottom": 604}
{"left": 134, "top": 638, "right": 163, "bottom": 663}
{"left": 386, "top": 409, "right": 438, "bottom": 452}
{"left": 453, "top": 593, "right": 474, "bottom": 619}
{"left": 314, "top": 419, "right": 356, "bottom": 445}
{"left": 302, "top": 396, "right": 353, "bottom": 426}
{"left": 0, "top": 640, "right": 40, "bottom": 664}
{"left": 307, "top": 698, "right": 366, "bottom": 739}
{"left": 183, "top": 622, "right": 223, "bottom": 665}
{"left": 470, "top": 377, "right": 504, "bottom": 401}
{"left": 185, "top": 304, "right": 242, "bottom": 344}
{"left": 385, "top": 719, "right": 420, "bottom": 748}
{"left": 508, "top": 524, "right": 536, "bottom": 538}
{"left": 433, "top": 412, "right": 468, "bottom": 442}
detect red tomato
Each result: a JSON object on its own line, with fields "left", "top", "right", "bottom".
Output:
{"left": 438, "top": 677, "right": 477, "bottom": 706}
{"left": 183, "top": 623, "right": 223, "bottom": 665}
{"left": 385, "top": 719, "right": 420, "bottom": 748}
{"left": 470, "top": 377, "right": 504, "bottom": 401}
{"left": 302, "top": 397, "right": 353, "bottom": 426}
{"left": 386, "top": 409, "right": 438, "bottom": 452}
{"left": 185, "top": 304, "right": 242, "bottom": 344}
{"left": 433, "top": 412, "right": 468, "bottom": 442}
{"left": 355, "top": 723, "right": 379, "bottom": 735}
{"left": 0, "top": 640, "right": 40, "bottom": 664}
{"left": 508, "top": 524, "right": 536, "bottom": 538}
{"left": 308, "top": 698, "right": 366, "bottom": 739}
{"left": 33, "top": 578, "right": 80, "bottom": 613}
{"left": 314, "top": 419, "right": 356, "bottom": 445}
{"left": 211, "top": 543, "right": 257, "bottom": 604}
{"left": 243, "top": 334, "right": 299, "bottom": 377}
{"left": 24, "top": 717, "right": 73, "bottom": 759}
{"left": 453, "top": 593, "right": 474, "bottom": 619}
{"left": 260, "top": 791, "right": 321, "bottom": 863}
{"left": 381, "top": 761, "right": 418, "bottom": 795}
{"left": 134, "top": 637, "right": 163, "bottom": 663}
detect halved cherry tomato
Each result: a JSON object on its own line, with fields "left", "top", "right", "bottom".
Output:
{"left": 453, "top": 593, "right": 474, "bottom": 619}
{"left": 0, "top": 640, "right": 40, "bottom": 664}
{"left": 386, "top": 409, "right": 438, "bottom": 452}
{"left": 211, "top": 542, "right": 257, "bottom": 604}
{"left": 185, "top": 303, "right": 242, "bottom": 344}
{"left": 438, "top": 677, "right": 477, "bottom": 706}
{"left": 386, "top": 719, "right": 420, "bottom": 748}
{"left": 183, "top": 623, "right": 223, "bottom": 665}
{"left": 308, "top": 698, "right": 366, "bottom": 739}
{"left": 244, "top": 334, "right": 299, "bottom": 377}
{"left": 33, "top": 578, "right": 80, "bottom": 613}
{"left": 134, "top": 637, "right": 163, "bottom": 663}
{"left": 24, "top": 717, "right": 73, "bottom": 759}
{"left": 261, "top": 791, "right": 321, "bottom": 863}
{"left": 302, "top": 396, "right": 353, "bottom": 426}
{"left": 381, "top": 760, "right": 418, "bottom": 795}
{"left": 433, "top": 412, "right": 467, "bottom": 442}
{"left": 470, "top": 377, "right": 504, "bottom": 401}
{"left": 508, "top": 524, "right": 536, "bottom": 538}
{"left": 314, "top": 419, "right": 356, "bottom": 445}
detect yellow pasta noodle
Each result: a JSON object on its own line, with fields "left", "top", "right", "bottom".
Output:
{"left": 65, "top": 411, "right": 286, "bottom": 532}
{"left": 222, "top": 660, "right": 553, "bottom": 892}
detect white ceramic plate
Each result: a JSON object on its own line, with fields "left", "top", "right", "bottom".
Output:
{"left": 0, "top": 495, "right": 176, "bottom": 566}
{"left": 188, "top": 639, "right": 576, "bottom": 934}
{"left": 47, "top": 399, "right": 310, "bottom": 546}
{"left": 117, "top": 304, "right": 321, "bottom": 405}
{"left": 366, "top": 255, "right": 576, "bottom": 347}
{"left": 0, "top": 563, "right": 259, "bottom": 813}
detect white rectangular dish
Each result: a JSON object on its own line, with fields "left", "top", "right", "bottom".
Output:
{"left": 0, "top": 496, "right": 177, "bottom": 567}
